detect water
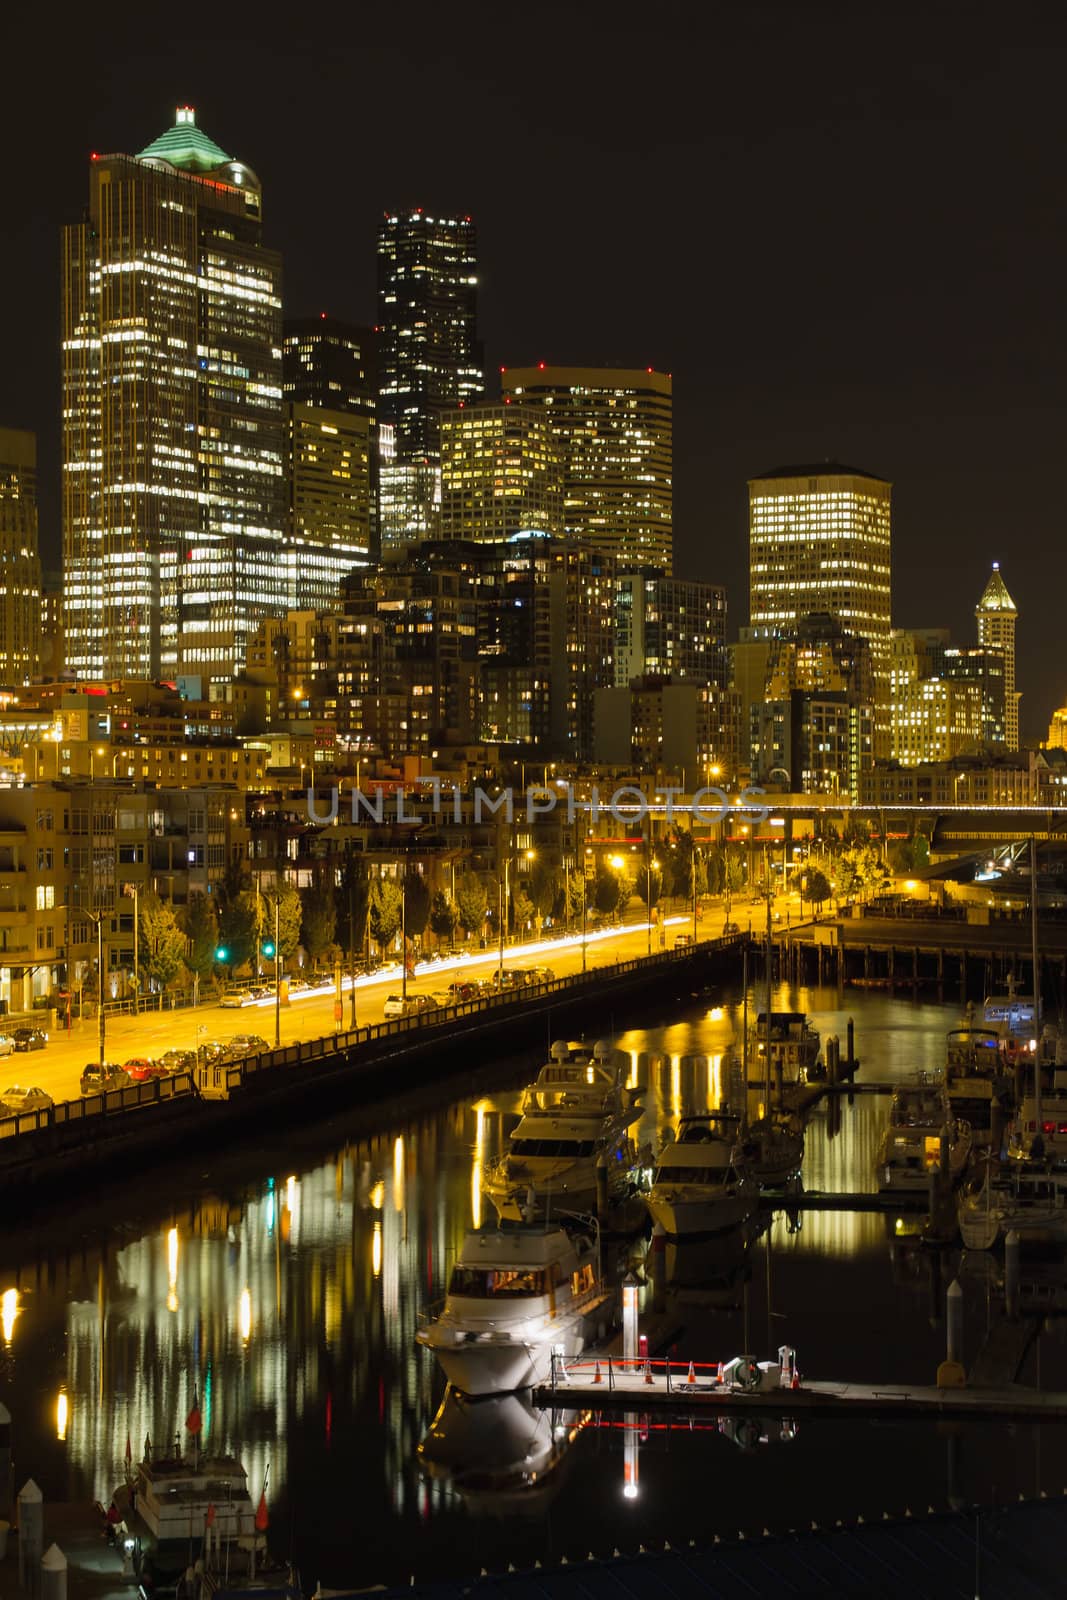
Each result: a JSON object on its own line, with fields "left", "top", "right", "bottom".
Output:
{"left": 2, "top": 983, "right": 1066, "bottom": 1588}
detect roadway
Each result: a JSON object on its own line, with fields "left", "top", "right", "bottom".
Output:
{"left": 4, "top": 900, "right": 775, "bottom": 1107}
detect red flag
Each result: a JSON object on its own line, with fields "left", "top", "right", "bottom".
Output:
{"left": 186, "top": 1387, "right": 202, "bottom": 1436}
{"left": 205, "top": 1504, "right": 216, "bottom": 1528}
{"left": 125, "top": 1432, "right": 132, "bottom": 1464}
{"left": 255, "top": 1492, "right": 269, "bottom": 1532}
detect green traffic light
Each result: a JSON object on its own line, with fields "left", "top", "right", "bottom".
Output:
{"left": 214, "top": 946, "right": 229, "bottom": 962}
{"left": 262, "top": 940, "right": 276, "bottom": 959}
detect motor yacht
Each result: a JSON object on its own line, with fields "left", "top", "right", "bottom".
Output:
{"left": 875, "top": 1074, "right": 972, "bottom": 1192}
{"left": 518, "top": 1039, "right": 644, "bottom": 1116}
{"left": 417, "top": 1387, "right": 584, "bottom": 1513}
{"left": 415, "top": 1225, "right": 611, "bottom": 1394}
{"left": 959, "top": 1157, "right": 1067, "bottom": 1250}
{"left": 945, "top": 1017, "right": 1009, "bottom": 1140}
{"left": 645, "top": 1112, "right": 758, "bottom": 1237}
{"left": 751, "top": 1012, "right": 821, "bottom": 1083}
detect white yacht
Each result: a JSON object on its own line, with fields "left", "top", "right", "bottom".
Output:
{"left": 415, "top": 1225, "right": 611, "bottom": 1395}
{"left": 112, "top": 1444, "right": 272, "bottom": 1587}
{"left": 945, "top": 1017, "right": 1007, "bottom": 1140}
{"left": 518, "top": 1039, "right": 644, "bottom": 1117}
{"left": 876, "top": 1075, "right": 972, "bottom": 1193}
{"left": 417, "top": 1388, "right": 583, "bottom": 1512}
{"left": 959, "top": 1158, "right": 1067, "bottom": 1250}
{"left": 645, "top": 1112, "right": 758, "bottom": 1237}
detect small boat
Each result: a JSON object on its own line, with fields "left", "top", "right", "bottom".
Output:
{"left": 645, "top": 1112, "right": 758, "bottom": 1237}
{"left": 742, "top": 1114, "right": 805, "bottom": 1187}
{"left": 751, "top": 1012, "right": 821, "bottom": 1083}
{"left": 945, "top": 1017, "right": 1009, "bottom": 1141}
{"left": 875, "top": 1074, "right": 972, "bottom": 1193}
{"left": 415, "top": 1225, "right": 611, "bottom": 1395}
{"left": 959, "top": 1158, "right": 1067, "bottom": 1250}
{"left": 111, "top": 1443, "right": 279, "bottom": 1591}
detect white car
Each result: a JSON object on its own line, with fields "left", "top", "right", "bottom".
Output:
{"left": 0, "top": 1034, "right": 15, "bottom": 1056}
{"left": 383, "top": 994, "right": 438, "bottom": 1019}
{"left": 219, "top": 990, "right": 252, "bottom": 1009}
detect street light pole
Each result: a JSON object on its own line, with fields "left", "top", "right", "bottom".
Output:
{"left": 497, "top": 854, "right": 509, "bottom": 989}
{"left": 273, "top": 892, "right": 281, "bottom": 1049}
{"left": 347, "top": 847, "right": 357, "bottom": 1030}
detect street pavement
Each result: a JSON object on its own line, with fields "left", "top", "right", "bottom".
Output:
{"left": 2, "top": 897, "right": 794, "bottom": 1108}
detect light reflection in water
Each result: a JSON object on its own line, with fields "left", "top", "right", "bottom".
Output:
{"left": 1, "top": 1287, "right": 18, "bottom": 1344}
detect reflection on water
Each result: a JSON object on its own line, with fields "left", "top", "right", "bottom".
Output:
{"left": 2, "top": 984, "right": 1067, "bottom": 1584}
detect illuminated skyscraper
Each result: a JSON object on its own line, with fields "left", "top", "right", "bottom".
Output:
{"left": 376, "top": 211, "right": 483, "bottom": 549}
{"left": 501, "top": 366, "right": 673, "bottom": 571}
{"left": 0, "top": 428, "right": 42, "bottom": 685}
{"left": 63, "top": 106, "right": 286, "bottom": 682}
{"left": 282, "top": 317, "right": 376, "bottom": 602}
{"left": 975, "top": 563, "right": 1020, "bottom": 750}
{"left": 748, "top": 464, "right": 892, "bottom": 743}
{"left": 440, "top": 403, "right": 562, "bottom": 542}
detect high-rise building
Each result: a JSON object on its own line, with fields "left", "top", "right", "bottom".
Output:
{"left": 750, "top": 613, "right": 874, "bottom": 800}
{"left": 63, "top": 107, "right": 286, "bottom": 682}
{"left": 748, "top": 464, "right": 891, "bottom": 742}
{"left": 440, "top": 402, "right": 562, "bottom": 542}
{"left": 501, "top": 366, "right": 673, "bottom": 571}
{"left": 376, "top": 211, "right": 483, "bottom": 548}
{"left": 975, "top": 563, "right": 1020, "bottom": 750}
{"left": 615, "top": 570, "right": 727, "bottom": 689}
{"left": 282, "top": 316, "right": 377, "bottom": 422}
{"left": 284, "top": 407, "right": 373, "bottom": 607}
{"left": 0, "top": 428, "right": 42, "bottom": 685}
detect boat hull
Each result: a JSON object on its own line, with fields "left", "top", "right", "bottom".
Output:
{"left": 645, "top": 1191, "right": 755, "bottom": 1238}
{"left": 416, "top": 1304, "right": 604, "bottom": 1396}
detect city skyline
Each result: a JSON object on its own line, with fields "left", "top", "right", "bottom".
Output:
{"left": 1, "top": 7, "right": 1064, "bottom": 729}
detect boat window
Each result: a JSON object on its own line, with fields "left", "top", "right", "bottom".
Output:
{"left": 448, "top": 1266, "right": 548, "bottom": 1298}
{"left": 510, "top": 1139, "right": 596, "bottom": 1158}
{"left": 653, "top": 1165, "right": 730, "bottom": 1186}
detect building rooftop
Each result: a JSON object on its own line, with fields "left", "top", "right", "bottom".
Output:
{"left": 976, "top": 562, "right": 1017, "bottom": 614}
{"left": 750, "top": 462, "right": 888, "bottom": 483}
{"left": 137, "top": 106, "right": 231, "bottom": 172}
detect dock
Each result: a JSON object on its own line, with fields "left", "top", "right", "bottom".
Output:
{"left": 758, "top": 1187, "right": 928, "bottom": 1213}
{"left": 534, "top": 1357, "right": 1067, "bottom": 1421}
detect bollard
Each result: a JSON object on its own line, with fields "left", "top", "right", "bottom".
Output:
{"left": 17, "top": 1479, "right": 43, "bottom": 1594}
{"left": 1005, "top": 1229, "right": 1020, "bottom": 1318}
{"left": 827, "top": 1036, "right": 839, "bottom": 1085}
{"left": 41, "top": 1545, "right": 67, "bottom": 1600}
{"left": 846, "top": 1018, "right": 855, "bottom": 1068}
{"left": 937, "top": 1280, "right": 966, "bottom": 1387}
{"left": 0, "top": 1400, "right": 10, "bottom": 1522}
{"left": 650, "top": 1222, "right": 667, "bottom": 1315}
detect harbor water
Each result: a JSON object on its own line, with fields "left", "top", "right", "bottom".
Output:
{"left": 2, "top": 983, "right": 1066, "bottom": 1588}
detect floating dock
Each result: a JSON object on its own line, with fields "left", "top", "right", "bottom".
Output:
{"left": 534, "top": 1357, "right": 1067, "bottom": 1421}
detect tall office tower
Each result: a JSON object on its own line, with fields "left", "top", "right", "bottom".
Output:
{"left": 0, "top": 429, "right": 43, "bottom": 685}
{"left": 282, "top": 316, "right": 377, "bottom": 422}
{"left": 614, "top": 570, "right": 727, "bottom": 689}
{"left": 751, "top": 613, "right": 874, "bottom": 799}
{"left": 975, "top": 563, "right": 1020, "bottom": 750}
{"left": 501, "top": 366, "right": 673, "bottom": 571}
{"left": 376, "top": 211, "right": 483, "bottom": 550}
{"left": 63, "top": 106, "right": 286, "bottom": 683}
{"left": 440, "top": 402, "right": 562, "bottom": 541}
{"left": 748, "top": 464, "right": 892, "bottom": 745}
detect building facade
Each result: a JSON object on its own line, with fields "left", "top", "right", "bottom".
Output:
{"left": 749, "top": 613, "right": 874, "bottom": 801}
{"left": 440, "top": 402, "right": 562, "bottom": 542}
{"left": 614, "top": 569, "right": 727, "bottom": 690}
{"left": 748, "top": 464, "right": 892, "bottom": 744}
{"left": 376, "top": 211, "right": 483, "bottom": 548}
{"left": 0, "top": 428, "right": 42, "bottom": 685}
{"left": 501, "top": 366, "right": 673, "bottom": 571}
{"left": 975, "top": 563, "right": 1020, "bottom": 750}
{"left": 285, "top": 405, "right": 373, "bottom": 607}
{"left": 63, "top": 107, "right": 286, "bottom": 683}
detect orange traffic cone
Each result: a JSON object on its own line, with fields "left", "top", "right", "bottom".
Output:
{"left": 592, "top": 1360, "right": 603, "bottom": 1385}
{"left": 687, "top": 1360, "right": 697, "bottom": 1385}
{"left": 644, "top": 1359, "right": 654, "bottom": 1386}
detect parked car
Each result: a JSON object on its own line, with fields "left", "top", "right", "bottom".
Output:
{"left": 11, "top": 1027, "right": 47, "bottom": 1052}
{"left": 224, "top": 1034, "right": 269, "bottom": 1058}
{"left": 446, "top": 981, "right": 480, "bottom": 1004}
{"left": 383, "top": 993, "right": 439, "bottom": 1019}
{"left": 123, "top": 1056, "right": 167, "bottom": 1083}
{"left": 1, "top": 1084, "right": 53, "bottom": 1114}
{"left": 219, "top": 990, "right": 253, "bottom": 1009}
{"left": 722, "top": 921, "right": 741, "bottom": 937}
{"left": 80, "top": 1063, "right": 132, "bottom": 1095}
{"left": 674, "top": 933, "right": 694, "bottom": 948}
{"left": 525, "top": 967, "right": 556, "bottom": 985}
{"left": 158, "top": 1049, "right": 197, "bottom": 1075}
{"left": 197, "top": 1040, "right": 229, "bottom": 1066}
{"left": 0, "top": 1034, "right": 15, "bottom": 1056}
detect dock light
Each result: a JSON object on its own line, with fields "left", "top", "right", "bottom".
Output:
{"left": 622, "top": 1272, "right": 639, "bottom": 1366}
{"left": 214, "top": 945, "right": 229, "bottom": 963}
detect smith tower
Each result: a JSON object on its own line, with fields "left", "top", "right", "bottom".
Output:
{"left": 376, "top": 211, "right": 483, "bottom": 550}
{"left": 975, "top": 562, "right": 1020, "bottom": 750}
{"left": 63, "top": 106, "right": 286, "bottom": 681}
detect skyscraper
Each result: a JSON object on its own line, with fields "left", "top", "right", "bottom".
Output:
{"left": 614, "top": 570, "right": 727, "bottom": 689}
{"left": 0, "top": 428, "right": 43, "bottom": 685}
{"left": 376, "top": 211, "right": 483, "bottom": 549}
{"left": 282, "top": 316, "right": 377, "bottom": 602}
{"left": 440, "top": 402, "right": 562, "bottom": 542}
{"left": 63, "top": 106, "right": 286, "bottom": 682}
{"left": 748, "top": 464, "right": 892, "bottom": 741}
{"left": 975, "top": 563, "right": 1020, "bottom": 750}
{"left": 501, "top": 365, "right": 673, "bottom": 571}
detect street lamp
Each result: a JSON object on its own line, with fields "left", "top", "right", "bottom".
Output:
{"left": 122, "top": 882, "right": 139, "bottom": 1015}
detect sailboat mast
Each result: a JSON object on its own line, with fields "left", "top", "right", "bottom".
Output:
{"left": 765, "top": 851, "right": 772, "bottom": 1109}
{"left": 1031, "top": 834, "right": 1042, "bottom": 1132}
{"left": 741, "top": 943, "right": 749, "bottom": 1131}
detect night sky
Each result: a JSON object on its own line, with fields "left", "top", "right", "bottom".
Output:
{"left": 3, "top": 2, "right": 1063, "bottom": 734}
